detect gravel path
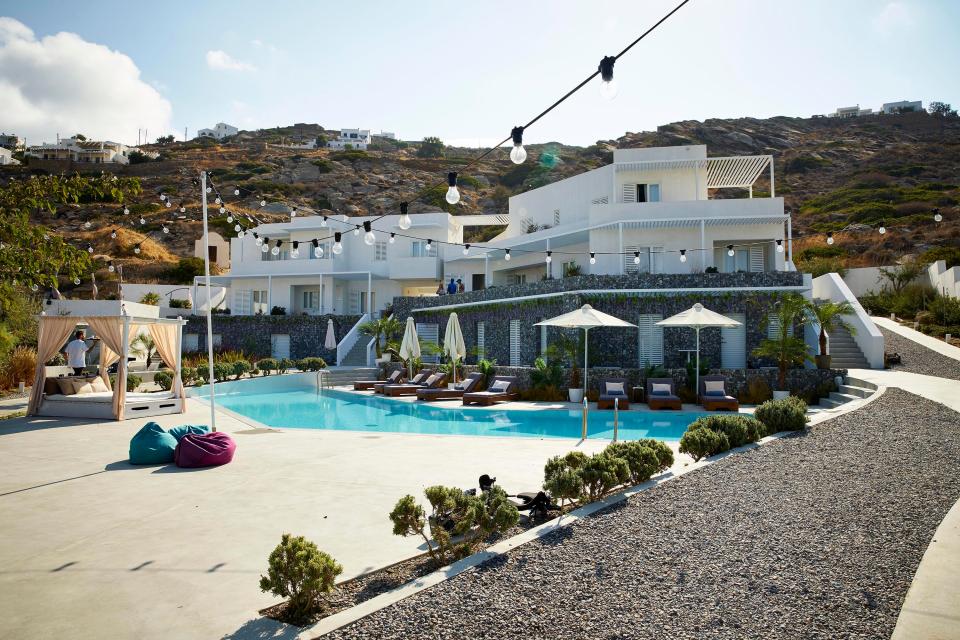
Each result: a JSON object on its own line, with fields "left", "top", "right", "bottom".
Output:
{"left": 880, "top": 327, "right": 960, "bottom": 381}
{"left": 325, "top": 389, "right": 960, "bottom": 640}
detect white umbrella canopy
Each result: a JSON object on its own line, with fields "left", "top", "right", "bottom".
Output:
{"left": 535, "top": 304, "right": 636, "bottom": 398}
{"left": 442, "top": 312, "right": 466, "bottom": 383}
{"left": 324, "top": 318, "right": 337, "bottom": 350}
{"left": 657, "top": 303, "right": 741, "bottom": 395}
{"left": 398, "top": 317, "right": 421, "bottom": 379}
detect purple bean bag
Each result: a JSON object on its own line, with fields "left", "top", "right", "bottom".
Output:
{"left": 174, "top": 432, "right": 236, "bottom": 468}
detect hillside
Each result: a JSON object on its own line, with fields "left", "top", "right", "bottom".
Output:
{"left": 4, "top": 110, "right": 958, "bottom": 286}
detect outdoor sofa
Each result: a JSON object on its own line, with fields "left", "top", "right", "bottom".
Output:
{"left": 462, "top": 376, "right": 520, "bottom": 406}
{"left": 416, "top": 372, "right": 483, "bottom": 401}
{"left": 698, "top": 374, "right": 740, "bottom": 411}
{"left": 384, "top": 372, "right": 447, "bottom": 397}
{"left": 597, "top": 378, "right": 630, "bottom": 410}
{"left": 375, "top": 370, "right": 431, "bottom": 394}
{"left": 646, "top": 377, "right": 682, "bottom": 410}
{"left": 354, "top": 369, "right": 403, "bottom": 391}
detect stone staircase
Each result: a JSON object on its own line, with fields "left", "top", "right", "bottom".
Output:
{"left": 339, "top": 337, "right": 372, "bottom": 367}
{"left": 818, "top": 375, "right": 878, "bottom": 409}
{"left": 825, "top": 323, "right": 871, "bottom": 369}
{"left": 320, "top": 366, "right": 379, "bottom": 388}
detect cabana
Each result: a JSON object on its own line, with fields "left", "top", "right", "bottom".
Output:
{"left": 27, "top": 300, "right": 187, "bottom": 421}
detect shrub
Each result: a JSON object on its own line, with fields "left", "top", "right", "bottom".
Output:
{"left": 270, "top": 306, "right": 286, "bottom": 316}
{"left": 278, "top": 357, "right": 295, "bottom": 372}
{"left": 543, "top": 451, "right": 588, "bottom": 508}
{"left": 754, "top": 396, "right": 809, "bottom": 433}
{"left": 139, "top": 292, "right": 161, "bottom": 306}
{"left": 634, "top": 438, "right": 675, "bottom": 472}
{"left": 579, "top": 452, "right": 630, "bottom": 502}
{"left": 257, "top": 358, "right": 278, "bottom": 375}
{"left": 5, "top": 345, "right": 36, "bottom": 385}
{"left": 739, "top": 377, "right": 773, "bottom": 404}
{"left": 688, "top": 414, "right": 765, "bottom": 448}
{"left": 168, "top": 298, "right": 192, "bottom": 309}
{"left": 165, "top": 258, "right": 207, "bottom": 284}
{"left": 679, "top": 427, "right": 726, "bottom": 462}
{"left": 181, "top": 366, "right": 196, "bottom": 386}
{"left": 213, "top": 362, "right": 233, "bottom": 382}
{"left": 297, "top": 357, "right": 327, "bottom": 371}
{"left": 605, "top": 441, "right": 660, "bottom": 485}
{"left": 530, "top": 357, "right": 564, "bottom": 389}
{"left": 258, "top": 534, "right": 343, "bottom": 623}
{"left": 154, "top": 370, "right": 173, "bottom": 391}
{"left": 416, "top": 136, "right": 444, "bottom": 158}
{"left": 110, "top": 373, "right": 143, "bottom": 392}
{"left": 231, "top": 360, "right": 252, "bottom": 380}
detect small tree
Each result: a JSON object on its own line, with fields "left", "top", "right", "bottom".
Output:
{"left": 543, "top": 450, "right": 588, "bottom": 508}
{"left": 139, "top": 292, "right": 161, "bottom": 306}
{"left": 929, "top": 101, "right": 955, "bottom": 135}
{"left": 753, "top": 294, "right": 811, "bottom": 390}
{"left": 259, "top": 534, "right": 343, "bottom": 622}
{"left": 879, "top": 261, "right": 924, "bottom": 294}
{"left": 359, "top": 316, "right": 402, "bottom": 359}
{"left": 806, "top": 300, "right": 856, "bottom": 358}
{"left": 417, "top": 136, "right": 445, "bottom": 158}
{"left": 130, "top": 333, "right": 157, "bottom": 364}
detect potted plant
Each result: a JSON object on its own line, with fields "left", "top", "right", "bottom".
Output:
{"left": 359, "top": 316, "right": 402, "bottom": 363}
{"left": 546, "top": 333, "right": 582, "bottom": 403}
{"left": 806, "top": 300, "right": 856, "bottom": 369}
{"left": 753, "top": 294, "right": 812, "bottom": 399}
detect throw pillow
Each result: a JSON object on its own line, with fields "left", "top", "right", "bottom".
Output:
{"left": 605, "top": 382, "right": 625, "bottom": 395}
{"left": 703, "top": 380, "right": 726, "bottom": 396}
{"left": 651, "top": 382, "right": 672, "bottom": 396}
{"left": 89, "top": 376, "right": 110, "bottom": 393}
{"left": 72, "top": 380, "right": 96, "bottom": 395}
{"left": 56, "top": 378, "right": 77, "bottom": 395}
{"left": 489, "top": 380, "right": 510, "bottom": 393}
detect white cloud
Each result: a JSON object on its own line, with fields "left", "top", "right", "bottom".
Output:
{"left": 0, "top": 17, "right": 173, "bottom": 144}
{"left": 206, "top": 49, "right": 256, "bottom": 72}
{"left": 872, "top": 2, "right": 916, "bottom": 35}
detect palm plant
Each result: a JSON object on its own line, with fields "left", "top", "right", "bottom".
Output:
{"left": 130, "top": 333, "right": 157, "bottom": 367}
{"left": 806, "top": 300, "right": 856, "bottom": 363}
{"left": 139, "top": 292, "right": 161, "bottom": 306}
{"left": 753, "top": 294, "right": 812, "bottom": 390}
{"left": 358, "top": 316, "right": 402, "bottom": 359}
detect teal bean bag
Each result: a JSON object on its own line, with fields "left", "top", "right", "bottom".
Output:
{"left": 167, "top": 424, "right": 211, "bottom": 442}
{"left": 129, "top": 422, "right": 178, "bottom": 465}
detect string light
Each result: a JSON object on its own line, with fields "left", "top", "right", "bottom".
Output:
{"left": 271, "top": 240, "right": 281, "bottom": 256}
{"left": 680, "top": 249, "right": 687, "bottom": 262}
{"left": 826, "top": 232, "right": 834, "bottom": 245}
{"left": 108, "top": 261, "right": 115, "bottom": 273}
{"left": 776, "top": 239, "right": 784, "bottom": 253}
{"left": 320, "top": 215, "right": 328, "bottom": 228}
{"left": 87, "top": 245, "right": 94, "bottom": 254}
{"left": 261, "top": 237, "right": 270, "bottom": 253}
{"left": 389, "top": 232, "right": 396, "bottom": 244}
{"left": 878, "top": 221, "right": 886, "bottom": 235}
{"left": 220, "top": 207, "right": 226, "bottom": 214}
{"left": 313, "top": 238, "right": 323, "bottom": 258}
{"left": 110, "top": 229, "right": 117, "bottom": 239}
{"left": 31, "top": 283, "right": 39, "bottom": 292}
{"left": 291, "top": 241, "right": 300, "bottom": 258}
{"left": 332, "top": 232, "right": 343, "bottom": 255}
{"left": 363, "top": 221, "right": 376, "bottom": 245}
{"left": 160, "top": 193, "right": 166, "bottom": 201}
{"left": 727, "top": 244, "right": 735, "bottom": 257}
{"left": 73, "top": 277, "right": 80, "bottom": 285}
{"left": 589, "top": 251, "right": 596, "bottom": 265}
{"left": 179, "top": 203, "right": 186, "bottom": 213}
{"left": 598, "top": 56, "right": 618, "bottom": 100}
{"left": 546, "top": 250, "right": 553, "bottom": 264}
{"left": 398, "top": 202, "right": 412, "bottom": 230}
{"left": 123, "top": 207, "right": 130, "bottom": 215}
{"left": 445, "top": 172, "right": 460, "bottom": 205}
{"left": 84, "top": 221, "right": 91, "bottom": 229}
{"left": 353, "top": 225, "right": 361, "bottom": 237}
{"left": 504, "top": 248, "right": 511, "bottom": 261}
{"left": 260, "top": 199, "right": 266, "bottom": 207}
{"left": 234, "top": 224, "right": 242, "bottom": 232}
{"left": 237, "top": 230, "right": 245, "bottom": 238}
{"left": 291, "top": 208, "right": 297, "bottom": 218}
{"left": 140, "top": 217, "right": 146, "bottom": 225}
{"left": 134, "top": 243, "right": 141, "bottom": 255}
{"left": 633, "top": 250, "right": 641, "bottom": 264}
{"left": 165, "top": 201, "right": 172, "bottom": 208}
{"left": 510, "top": 126, "right": 527, "bottom": 164}
{"left": 426, "top": 238, "right": 432, "bottom": 252}
{"left": 163, "top": 224, "right": 170, "bottom": 234}
{"left": 934, "top": 208, "right": 942, "bottom": 223}
{"left": 463, "top": 243, "right": 470, "bottom": 256}
{"left": 215, "top": 197, "right": 221, "bottom": 205}
{"left": 255, "top": 234, "right": 263, "bottom": 247}
{"left": 234, "top": 188, "right": 240, "bottom": 196}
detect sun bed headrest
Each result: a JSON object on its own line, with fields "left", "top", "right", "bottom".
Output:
{"left": 424, "top": 374, "right": 442, "bottom": 386}
{"left": 387, "top": 370, "right": 402, "bottom": 382}
{"left": 604, "top": 381, "right": 626, "bottom": 395}
{"left": 703, "top": 380, "right": 726, "bottom": 397}
{"left": 489, "top": 379, "right": 511, "bottom": 393}
{"left": 650, "top": 383, "right": 672, "bottom": 396}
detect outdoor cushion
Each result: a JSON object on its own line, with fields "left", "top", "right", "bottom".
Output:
{"left": 129, "top": 421, "right": 178, "bottom": 465}
{"left": 605, "top": 382, "right": 625, "bottom": 395}
{"left": 174, "top": 432, "right": 236, "bottom": 468}
{"left": 489, "top": 380, "right": 510, "bottom": 393}
{"left": 167, "top": 424, "right": 211, "bottom": 442}
{"left": 651, "top": 383, "right": 672, "bottom": 396}
{"left": 704, "top": 381, "right": 726, "bottom": 396}
{"left": 425, "top": 374, "right": 441, "bottom": 386}
{"left": 56, "top": 378, "right": 77, "bottom": 395}
{"left": 44, "top": 378, "right": 61, "bottom": 395}
{"left": 73, "top": 380, "right": 97, "bottom": 395}
{"left": 89, "top": 376, "right": 110, "bottom": 393}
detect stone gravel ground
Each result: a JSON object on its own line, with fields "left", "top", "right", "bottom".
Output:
{"left": 880, "top": 327, "right": 960, "bottom": 381}
{"left": 325, "top": 389, "right": 960, "bottom": 640}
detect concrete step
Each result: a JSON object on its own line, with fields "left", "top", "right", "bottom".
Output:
{"left": 819, "top": 397, "right": 844, "bottom": 409}
{"left": 845, "top": 376, "right": 879, "bottom": 390}
{"left": 838, "top": 383, "right": 874, "bottom": 398}
{"left": 829, "top": 391, "right": 862, "bottom": 403}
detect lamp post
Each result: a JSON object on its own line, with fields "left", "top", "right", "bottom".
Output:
{"left": 200, "top": 172, "right": 217, "bottom": 432}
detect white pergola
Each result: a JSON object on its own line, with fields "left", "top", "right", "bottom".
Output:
{"left": 614, "top": 154, "right": 774, "bottom": 197}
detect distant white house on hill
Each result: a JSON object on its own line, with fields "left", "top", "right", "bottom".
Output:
{"left": 328, "top": 129, "right": 371, "bottom": 150}
{"left": 882, "top": 100, "right": 923, "bottom": 114}
{"left": 197, "top": 123, "right": 239, "bottom": 140}
{"left": 829, "top": 105, "right": 873, "bottom": 118}
{"left": 25, "top": 137, "right": 135, "bottom": 164}
{"left": 0, "top": 133, "right": 24, "bottom": 151}
{"left": 0, "top": 147, "right": 20, "bottom": 165}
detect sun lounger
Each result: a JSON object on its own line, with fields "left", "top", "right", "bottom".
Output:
{"left": 699, "top": 374, "right": 740, "bottom": 411}
{"left": 646, "top": 377, "right": 682, "bottom": 410}
{"left": 597, "top": 378, "right": 630, "bottom": 410}
{"left": 462, "top": 376, "right": 520, "bottom": 406}
{"left": 416, "top": 372, "right": 483, "bottom": 401}
{"left": 384, "top": 372, "right": 447, "bottom": 397}
{"left": 354, "top": 369, "right": 403, "bottom": 391}
{"left": 375, "top": 370, "right": 430, "bottom": 394}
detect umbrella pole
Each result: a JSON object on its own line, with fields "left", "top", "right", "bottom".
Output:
{"left": 583, "top": 327, "right": 589, "bottom": 398}
{"left": 695, "top": 327, "right": 700, "bottom": 404}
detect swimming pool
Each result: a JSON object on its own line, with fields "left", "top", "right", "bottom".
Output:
{"left": 196, "top": 374, "right": 703, "bottom": 441}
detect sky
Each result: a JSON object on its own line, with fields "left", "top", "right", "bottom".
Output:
{"left": 1, "top": 0, "right": 958, "bottom": 148}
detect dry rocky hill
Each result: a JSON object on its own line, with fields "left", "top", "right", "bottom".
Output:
{"left": 6, "top": 111, "right": 959, "bottom": 286}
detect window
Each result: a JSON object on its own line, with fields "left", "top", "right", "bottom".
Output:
{"left": 767, "top": 314, "right": 794, "bottom": 339}
{"left": 411, "top": 241, "right": 437, "bottom": 258}
{"left": 302, "top": 290, "right": 318, "bottom": 310}
{"left": 476, "top": 321, "right": 486, "bottom": 358}
{"left": 309, "top": 242, "right": 331, "bottom": 259}
{"left": 417, "top": 323, "right": 439, "bottom": 363}
{"left": 509, "top": 320, "right": 521, "bottom": 366}
{"left": 621, "top": 183, "right": 660, "bottom": 203}
{"left": 647, "top": 184, "right": 661, "bottom": 202}
{"left": 562, "top": 260, "right": 577, "bottom": 276}
{"left": 637, "top": 314, "right": 664, "bottom": 366}
{"left": 650, "top": 246, "right": 664, "bottom": 274}
{"left": 723, "top": 249, "right": 750, "bottom": 273}
{"left": 514, "top": 273, "right": 527, "bottom": 285}
{"left": 261, "top": 248, "right": 289, "bottom": 261}
{"left": 252, "top": 290, "right": 268, "bottom": 314}
{"left": 374, "top": 241, "right": 387, "bottom": 261}
{"left": 624, "top": 245, "right": 640, "bottom": 275}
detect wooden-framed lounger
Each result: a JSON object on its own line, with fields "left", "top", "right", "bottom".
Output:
{"left": 354, "top": 369, "right": 403, "bottom": 391}
{"left": 699, "top": 374, "right": 740, "bottom": 411}
{"left": 384, "top": 372, "right": 447, "bottom": 397}
{"left": 462, "top": 376, "right": 520, "bottom": 406}
{"left": 597, "top": 378, "right": 630, "bottom": 410}
{"left": 416, "top": 372, "right": 483, "bottom": 401}
{"left": 646, "top": 377, "right": 682, "bottom": 410}
{"left": 375, "top": 370, "right": 431, "bottom": 394}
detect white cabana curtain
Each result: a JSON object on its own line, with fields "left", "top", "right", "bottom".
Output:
{"left": 26, "top": 317, "right": 77, "bottom": 416}
{"left": 85, "top": 317, "right": 126, "bottom": 420}
{"left": 149, "top": 323, "right": 185, "bottom": 411}
{"left": 98, "top": 341, "right": 119, "bottom": 391}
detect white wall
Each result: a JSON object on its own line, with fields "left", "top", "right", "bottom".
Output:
{"left": 928, "top": 260, "right": 960, "bottom": 298}
{"left": 812, "top": 273, "right": 884, "bottom": 369}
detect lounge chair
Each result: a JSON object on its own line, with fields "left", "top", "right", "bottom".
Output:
{"left": 699, "top": 374, "right": 740, "bottom": 411}
{"left": 597, "top": 378, "right": 630, "bottom": 410}
{"left": 354, "top": 369, "right": 403, "bottom": 391}
{"left": 384, "top": 372, "right": 447, "bottom": 397}
{"left": 646, "top": 377, "right": 682, "bottom": 410}
{"left": 462, "top": 376, "right": 520, "bottom": 406}
{"left": 416, "top": 372, "right": 483, "bottom": 401}
{"left": 375, "top": 370, "right": 430, "bottom": 394}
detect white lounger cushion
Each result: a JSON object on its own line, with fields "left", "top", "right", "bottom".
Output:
{"left": 44, "top": 391, "right": 174, "bottom": 403}
{"left": 489, "top": 380, "right": 511, "bottom": 393}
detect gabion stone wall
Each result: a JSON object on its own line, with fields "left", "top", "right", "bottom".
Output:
{"left": 182, "top": 314, "right": 361, "bottom": 361}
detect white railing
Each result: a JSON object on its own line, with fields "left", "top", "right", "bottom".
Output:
{"left": 803, "top": 320, "right": 828, "bottom": 368}
{"left": 336, "top": 313, "right": 368, "bottom": 366}
{"left": 365, "top": 336, "right": 377, "bottom": 368}
{"left": 812, "top": 272, "right": 884, "bottom": 369}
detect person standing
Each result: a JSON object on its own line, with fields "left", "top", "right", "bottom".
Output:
{"left": 447, "top": 278, "right": 457, "bottom": 295}
{"left": 435, "top": 282, "right": 445, "bottom": 296}
{"left": 456, "top": 279, "right": 465, "bottom": 293}
{"left": 63, "top": 330, "right": 95, "bottom": 376}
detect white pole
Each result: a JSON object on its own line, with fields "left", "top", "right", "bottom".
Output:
{"left": 787, "top": 215, "right": 793, "bottom": 268}
{"left": 769, "top": 157, "right": 775, "bottom": 198}
{"left": 695, "top": 326, "right": 700, "bottom": 404}
{"left": 583, "top": 327, "right": 589, "bottom": 397}
{"left": 201, "top": 171, "right": 218, "bottom": 432}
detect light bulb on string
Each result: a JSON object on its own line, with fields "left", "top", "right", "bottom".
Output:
{"left": 234, "top": 224, "right": 242, "bottom": 232}
{"left": 237, "top": 230, "right": 245, "bottom": 239}
{"left": 110, "top": 229, "right": 117, "bottom": 239}
{"left": 31, "top": 283, "right": 38, "bottom": 292}
{"left": 633, "top": 251, "right": 641, "bottom": 265}
{"left": 389, "top": 233, "right": 396, "bottom": 244}
{"left": 320, "top": 216, "right": 328, "bottom": 228}
{"left": 123, "top": 207, "right": 130, "bottom": 215}
{"left": 353, "top": 226, "right": 360, "bottom": 237}
{"left": 363, "top": 221, "right": 376, "bottom": 245}
{"left": 140, "top": 217, "right": 146, "bottom": 225}
{"left": 84, "top": 221, "right": 91, "bottom": 229}
{"left": 108, "top": 261, "right": 115, "bottom": 273}
{"left": 598, "top": 56, "right": 618, "bottom": 100}
{"left": 776, "top": 240, "right": 784, "bottom": 253}
{"left": 509, "top": 126, "right": 527, "bottom": 164}
{"left": 206, "top": 187, "right": 212, "bottom": 194}
{"left": 220, "top": 207, "right": 226, "bottom": 214}
{"left": 545, "top": 251, "right": 553, "bottom": 264}
{"left": 260, "top": 199, "right": 266, "bottom": 207}
{"left": 255, "top": 236, "right": 263, "bottom": 247}
{"left": 332, "top": 232, "right": 343, "bottom": 255}
{"left": 87, "top": 245, "right": 94, "bottom": 254}
{"left": 313, "top": 239, "right": 323, "bottom": 258}
{"left": 261, "top": 243, "right": 269, "bottom": 254}
{"left": 425, "top": 239, "right": 432, "bottom": 253}
{"left": 826, "top": 232, "right": 834, "bottom": 245}
{"left": 160, "top": 193, "right": 166, "bottom": 201}
{"left": 291, "top": 241, "right": 300, "bottom": 259}
{"left": 215, "top": 197, "right": 221, "bottom": 204}
{"left": 165, "top": 201, "right": 171, "bottom": 208}
{"left": 271, "top": 240, "right": 280, "bottom": 256}
{"left": 398, "top": 202, "right": 412, "bottom": 230}
{"left": 463, "top": 244, "right": 470, "bottom": 256}
{"left": 680, "top": 249, "right": 687, "bottom": 263}
{"left": 162, "top": 225, "right": 169, "bottom": 234}
{"left": 727, "top": 244, "right": 735, "bottom": 257}
{"left": 589, "top": 251, "right": 596, "bottom": 265}
{"left": 234, "top": 188, "right": 240, "bottom": 196}
{"left": 290, "top": 208, "right": 297, "bottom": 218}
{"left": 445, "top": 172, "right": 460, "bottom": 205}
{"left": 878, "top": 222, "right": 886, "bottom": 235}
{"left": 227, "top": 215, "right": 233, "bottom": 222}
{"left": 179, "top": 204, "right": 186, "bottom": 213}
{"left": 934, "top": 208, "right": 943, "bottom": 223}
{"left": 134, "top": 244, "right": 141, "bottom": 255}
{"left": 73, "top": 277, "right": 81, "bottom": 285}
{"left": 504, "top": 248, "right": 511, "bottom": 261}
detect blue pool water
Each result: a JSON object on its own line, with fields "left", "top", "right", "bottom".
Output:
{"left": 209, "top": 380, "right": 702, "bottom": 441}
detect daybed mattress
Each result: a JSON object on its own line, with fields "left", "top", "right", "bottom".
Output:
{"left": 43, "top": 391, "right": 175, "bottom": 403}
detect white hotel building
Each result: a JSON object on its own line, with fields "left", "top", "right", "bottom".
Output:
{"left": 203, "top": 145, "right": 792, "bottom": 317}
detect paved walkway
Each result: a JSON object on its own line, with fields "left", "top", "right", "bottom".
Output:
{"left": 0, "top": 395, "right": 28, "bottom": 419}
{"left": 873, "top": 316, "right": 960, "bottom": 361}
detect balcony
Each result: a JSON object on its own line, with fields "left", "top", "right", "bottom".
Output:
{"left": 388, "top": 256, "right": 442, "bottom": 281}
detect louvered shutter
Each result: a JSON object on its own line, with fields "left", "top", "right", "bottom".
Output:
{"left": 624, "top": 245, "right": 639, "bottom": 275}
{"left": 509, "top": 320, "right": 521, "bottom": 366}
{"left": 750, "top": 245, "right": 764, "bottom": 272}
{"left": 637, "top": 314, "right": 664, "bottom": 366}
{"left": 476, "top": 321, "right": 485, "bottom": 357}
{"left": 621, "top": 184, "right": 637, "bottom": 203}
{"left": 417, "top": 323, "right": 440, "bottom": 363}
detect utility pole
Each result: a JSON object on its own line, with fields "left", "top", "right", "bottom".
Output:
{"left": 184, "top": 126, "right": 188, "bottom": 142}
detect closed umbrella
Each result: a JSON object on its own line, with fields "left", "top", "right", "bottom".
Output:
{"left": 443, "top": 312, "right": 466, "bottom": 384}
{"left": 398, "top": 317, "right": 421, "bottom": 380}
{"left": 657, "top": 303, "right": 741, "bottom": 396}
{"left": 324, "top": 318, "right": 337, "bottom": 350}
{"left": 535, "top": 304, "right": 635, "bottom": 398}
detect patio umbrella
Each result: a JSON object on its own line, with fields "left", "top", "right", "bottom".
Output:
{"left": 657, "top": 303, "right": 741, "bottom": 396}
{"left": 443, "top": 312, "right": 466, "bottom": 384}
{"left": 535, "top": 304, "right": 635, "bottom": 398}
{"left": 398, "top": 317, "right": 421, "bottom": 380}
{"left": 324, "top": 318, "right": 337, "bottom": 350}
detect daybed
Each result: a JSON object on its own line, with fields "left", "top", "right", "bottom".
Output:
{"left": 462, "top": 376, "right": 520, "bottom": 406}
{"left": 597, "top": 378, "right": 630, "bottom": 410}
{"left": 38, "top": 391, "right": 181, "bottom": 420}
{"left": 698, "top": 374, "right": 740, "bottom": 411}
{"left": 384, "top": 372, "right": 447, "bottom": 397}
{"left": 646, "top": 377, "right": 682, "bottom": 410}
{"left": 375, "top": 370, "right": 431, "bottom": 394}
{"left": 354, "top": 369, "right": 403, "bottom": 391}
{"left": 416, "top": 372, "right": 483, "bottom": 401}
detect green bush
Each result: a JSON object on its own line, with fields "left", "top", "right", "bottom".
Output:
{"left": 579, "top": 452, "right": 630, "bottom": 502}
{"left": 634, "top": 438, "right": 675, "bottom": 472}
{"left": 111, "top": 373, "right": 143, "bottom": 392}
{"left": 168, "top": 298, "right": 192, "bottom": 309}
{"left": 297, "top": 357, "right": 327, "bottom": 371}
{"left": 257, "top": 358, "right": 278, "bottom": 375}
{"left": 679, "top": 427, "right": 727, "bottom": 462}
{"left": 258, "top": 533, "right": 343, "bottom": 623}
{"left": 920, "top": 246, "right": 960, "bottom": 269}
{"left": 212, "top": 362, "right": 232, "bottom": 382}
{"left": 154, "top": 370, "right": 173, "bottom": 391}
{"left": 231, "top": 360, "right": 252, "bottom": 380}
{"left": 278, "top": 357, "right": 295, "bottom": 372}
{"left": 530, "top": 357, "right": 564, "bottom": 388}
{"left": 310, "top": 158, "right": 333, "bottom": 173}
{"left": 543, "top": 450, "right": 588, "bottom": 508}
{"left": 181, "top": 366, "right": 196, "bottom": 386}
{"left": 165, "top": 258, "right": 207, "bottom": 284}
{"left": 604, "top": 441, "right": 660, "bottom": 485}
{"left": 754, "top": 396, "right": 808, "bottom": 433}
{"left": 688, "top": 414, "right": 765, "bottom": 448}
